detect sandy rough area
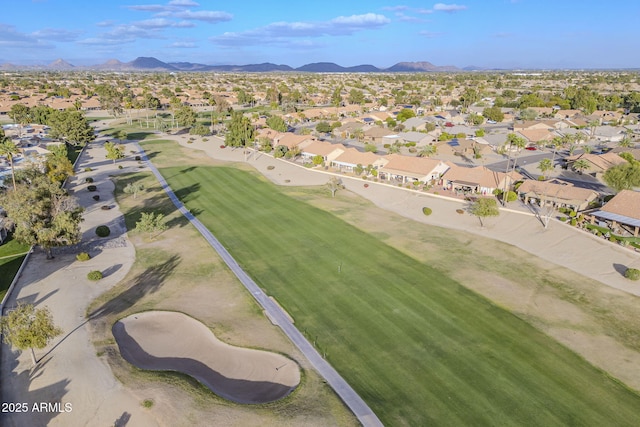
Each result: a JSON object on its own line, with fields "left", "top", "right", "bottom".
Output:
{"left": 113, "top": 311, "right": 300, "bottom": 404}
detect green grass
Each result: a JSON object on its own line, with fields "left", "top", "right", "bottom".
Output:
{"left": 158, "top": 165, "right": 640, "bottom": 426}
{"left": 0, "top": 234, "right": 30, "bottom": 301}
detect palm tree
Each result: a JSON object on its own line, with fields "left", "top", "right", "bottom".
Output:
{"left": 537, "top": 158, "right": 553, "bottom": 179}
{"left": 582, "top": 145, "right": 593, "bottom": 154}
{"left": 573, "top": 159, "right": 590, "bottom": 175}
{"left": 418, "top": 144, "right": 437, "bottom": 157}
{"left": 388, "top": 141, "right": 402, "bottom": 154}
{"left": 618, "top": 136, "right": 634, "bottom": 148}
{"left": 507, "top": 134, "right": 527, "bottom": 171}
{"left": 0, "top": 137, "right": 21, "bottom": 191}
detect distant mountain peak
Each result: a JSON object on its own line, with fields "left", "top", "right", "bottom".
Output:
{"left": 127, "top": 57, "right": 177, "bottom": 71}
{"left": 49, "top": 58, "right": 75, "bottom": 69}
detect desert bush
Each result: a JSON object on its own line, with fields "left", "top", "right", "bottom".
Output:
{"left": 87, "top": 270, "right": 103, "bottom": 281}
{"left": 84, "top": 167, "right": 93, "bottom": 172}
{"left": 569, "top": 210, "right": 577, "bottom": 218}
{"left": 625, "top": 268, "right": 640, "bottom": 281}
{"left": 220, "top": 145, "right": 226, "bottom": 149}
{"left": 85, "top": 177, "right": 94, "bottom": 183}
{"left": 95, "top": 225, "right": 111, "bottom": 237}
{"left": 570, "top": 218, "right": 577, "bottom": 226}
{"left": 609, "top": 235, "right": 618, "bottom": 243}
{"left": 118, "top": 165, "right": 124, "bottom": 169}
{"left": 422, "top": 207, "right": 433, "bottom": 216}
{"left": 76, "top": 252, "right": 91, "bottom": 261}
{"left": 456, "top": 209, "right": 464, "bottom": 214}
{"left": 505, "top": 191, "right": 518, "bottom": 202}
{"left": 87, "top": 185, "right": 97, "bottom": 191}
{"left": 267, "top": 165, "right": 275, "bottom": 170}
{"left": 364, "top": 183, "right": 369, "bottom": 188}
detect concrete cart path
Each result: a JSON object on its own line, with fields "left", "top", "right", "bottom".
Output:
{"left": 135, "top": 141, "right": 384, "bottom": 427}
{"left": 0, "top": 139, "right": 159, "bottom": 427}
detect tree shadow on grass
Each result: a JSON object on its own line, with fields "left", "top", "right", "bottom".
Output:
{"left": 173, "top": 183, "right": 201, "bottom": 204}
{"left": 88, "top": 254, "right": 180, "bottom": 321}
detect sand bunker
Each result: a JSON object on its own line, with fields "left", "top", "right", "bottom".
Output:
{"left": 112, "top": 311, "right": 300, "bottom": 403}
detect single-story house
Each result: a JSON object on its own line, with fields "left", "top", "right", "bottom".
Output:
{"left": 364, "top": 126, "right": 396, "bottom": 144}
{"left": 379, "top": 154, "right": 449, "bottom": 184}
{"left": 301, "top": 142, "right": 346, "bottom": 164}
{"left": 590, "top": 190, "right": 640, "bottom": 236}
{"left": 273, "top": 133, "right": 317, "bottom": 150}
{"left": 442, "top": 163, "right": 523, "bottom": 195}
{"left": 330, "top": 148, "right": 387, "bottom": 173}
{"left": 564, "top": 152, "right": 627, "bottom": 176}
{"left": 517, "top": 179, "right": 599, "bottom": 212}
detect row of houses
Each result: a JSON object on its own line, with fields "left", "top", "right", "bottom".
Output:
{"left": 264, "top": 133, "right": 522, "bottom": 195}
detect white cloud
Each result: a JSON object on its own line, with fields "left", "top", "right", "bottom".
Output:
{"left": 0, "top": 24, "right": 53, "bottom": 49}
{"left": 168, "top": 0, "right": 199, "bottom": 6}
{"left": 433, "top": 3, "right": 468, "bottom": 13}
{"left": 382, "top": 5, "right": 409, "bottom": 11}
{"left": 168, "top": 41, "right": 197, "bottom": 48}
{"left": 170, "top": 10, "right": 232, "bottom": 23}
{"left": 31, "top": 28, "right": 82, "bottom": 42}
{"left": 419, "top": 30, "right": 443, "bottom": 38}
{"left": 211, "top": 13, "right": 390, "bottom": 47}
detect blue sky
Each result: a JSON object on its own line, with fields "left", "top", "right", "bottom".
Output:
{"left": 0, "top": 0, "right": 638, "bottom": 69}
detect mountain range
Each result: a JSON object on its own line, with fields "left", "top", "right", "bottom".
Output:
{"left": 0, "top": 57, "right": 475, "bottom": 72}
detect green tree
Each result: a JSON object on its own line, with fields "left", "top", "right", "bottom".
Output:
{"left": 348, "top": 89, "right": 365, "bottom": 105}
{"left": 48, "top": 110, "right": 95, "bottom": 146}
{"left": 469, "top": 197, "right": 500, "bottom": 227}
{"left": 45, "top": 144, "right": 74, "bottom": 184}
{"left": 135, "top": 211, "right": 167, "bottom": 236}
{"left": 396, "top": 108, "right": 416, "bottom": 122}
{"left": 94, "top": 84, "right": 123, "bottom": 117}
{"left": 459, "top": 88, "right": 480, "bottom": 110}
{"left": 225, "top": 111, "right": 255, "bottom": 153}
{"left": 418, "top": 144, "right": 437, "bottom": 157}
{"left": 506, "top": 133, "right": 527, "bottom": 171}
{"left": 468, "top": 113, "right": 484, "bottom": 125}
{"left": 0, "top": 303, "right": 63, "bottom": 366}
{"left": 123, "top": 182, "right": 144, "bottom": 199}
{"left": 618, "top": 136, "right": 634, "bottom": 148}
{"left": 104, "top": 141, "right": 125, "bottom": 164}
{"left": 537, "top": 158, "right": 553, "bottom": 179}
{"left": 266, "top": 115, "right": 287, "bottom": 132}
{"left": 9, "top": 104, "right": 31, "bottom": 134}
{"left": 482, "top": 106, "right": 504, "bottom": 122}
{"left": 572, "top": 159, "right": 591, "bottom": 175}
{"left": 0, "top": 136, "right": 21, "bottom": 191}
{"left": 316, "top": 121, "right": 332, "bottom": 133}
{"left": 175, "top": 105, "right": 197, "bottom": 128}
{"left": 312, "top": 154, "right": 324, "bottom": 166}
{"left": 519, "top": 108, "right": 538, "bottom": 121}
{"left": 0, "top": 171, "right": 83, "bottom": 258}
{"left": 603, "top": 162, "right": 640, "bottom": 192}
{"left": 331, "top": 85, "right": 343, "bottom": 108}
{"left": 364, "top": 143, "right": 377, "bottom": 153}
{"left": 387, "top": 142, "right": 402, "bottom": 154}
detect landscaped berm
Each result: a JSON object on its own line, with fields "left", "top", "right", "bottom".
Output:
{"left": 112, "top": 311, "right": 300, "bottom": 403}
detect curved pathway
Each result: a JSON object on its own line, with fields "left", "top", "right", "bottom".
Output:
{"left": 134, "top": 142, "right": 384, "bottom": 427}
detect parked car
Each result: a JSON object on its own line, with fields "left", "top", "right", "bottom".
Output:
{"left": 445, "top": 122, "right": 454, "bottom": 127}
{"left": 525, "top": 146, "right": 537, "bottom": 151}
{"left": 487, "top": 120, "right": 497, "bottom": 124}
